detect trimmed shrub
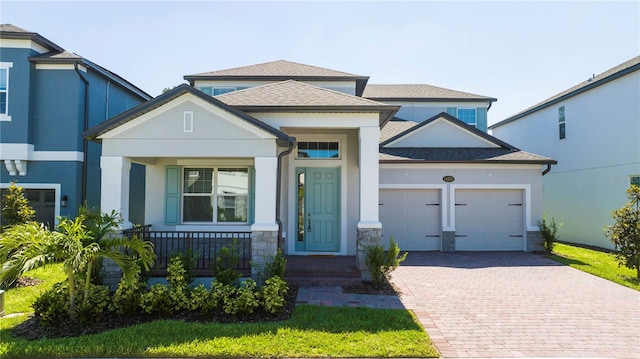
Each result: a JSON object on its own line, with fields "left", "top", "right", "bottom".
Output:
{"left": 261, "top": 276, "right": 288, "bottom": 314}
{"left": 365, "top": 237, "right": 407, "bottom": 286}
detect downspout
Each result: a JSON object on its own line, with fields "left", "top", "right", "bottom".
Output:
{"left": 542, "top": 164, "right": 552, "bottom": 176}
{"left": 487, "top": 102, "right": 493, "bottom": 112}
{"left": 74, "top": 62, "right": 89, "bottom": 204}
{"left": 275, "top": 136, "right": 297, "bottom": 250}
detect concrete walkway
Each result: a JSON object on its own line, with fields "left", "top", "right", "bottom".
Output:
{"left": 296, "top": 252, "right": 640, "bottom": 358}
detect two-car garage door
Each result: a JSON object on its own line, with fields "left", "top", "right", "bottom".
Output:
{"left": 379, "top": 188, "right": 525, "bottom": 251}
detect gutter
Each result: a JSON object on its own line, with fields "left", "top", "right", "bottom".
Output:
{"left": 74, "top": 62, "right": 89, "bottom": 204}
{"left": 542, "top": 164, "right": 552, "bottom": 176}
{"left": 275, "top": 136, "right": 297, "bottom": 250}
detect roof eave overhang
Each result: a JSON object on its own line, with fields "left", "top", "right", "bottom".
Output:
{"left": 0, "top": 31, "right": 64, "bottom": 52}
{"left": 379, "top": 159, "right": 558, "bottom": 165}
{"left": 184, "top": 74, "right": 370, "bottom": 83}
{"left": 28, "top": 57, "right": 151, "bottom": 100}
{"left": 367, "top": 97, "right": 497, "bottom": 103}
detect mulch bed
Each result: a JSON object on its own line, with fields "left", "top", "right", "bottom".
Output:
{"left": 342, "top": 280, "right": 401, "bottom": 295}
{"left": 12, "top": 286, "right": 299, "bottom": 340}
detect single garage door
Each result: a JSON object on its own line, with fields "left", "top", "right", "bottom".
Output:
{"left": 455, "top": 189, "right": 524, "bottom": 251}
{"left": 379, "top": 189, "right": 441, "bottom": 250}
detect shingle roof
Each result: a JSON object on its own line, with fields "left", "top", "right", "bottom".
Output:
{"left": 84, "top": 84, "right": 291, "bottom": 143}
{"left": 490, "top": 56, "right": 640, "bottom": 129}
{"left": 363, "top": 84, "right": 497, "bottom": 102}
{"left": 379, "top": 147, "right": 556, "bottom": 164}
{"left": 380, "top": 119, "right": 419, "bottom": 143}
{"left": 216, "top": 80, "right": 390, "bottom": 107}
{"left": 186, "top": 60, "right": 363, "bottom": 78}
{"left": 0, "top": 23, "right": 64, "bottom": 52}
{"left": 29, "top": 50, "right": 82, "bottom": 61}
{"left": 184, "top": 60, "right": 370, "bottom": 96}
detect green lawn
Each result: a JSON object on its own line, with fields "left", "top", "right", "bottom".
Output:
{"left": 549, "top": 242, "right": 640, "bottom": 291}
{"left": 0, "top": 265, "right": 438, "bottom": 358}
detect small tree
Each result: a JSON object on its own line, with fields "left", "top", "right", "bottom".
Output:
{"left": 604, "top": 185, "right": 640, "bottom": 279}
{"left": 1, "top": 182, "right": 35, "bottom": 227}
{"left": 538, "top": 214, "right": 562, "bottom": 253}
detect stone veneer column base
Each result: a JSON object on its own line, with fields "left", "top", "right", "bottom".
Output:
{"left": 101, "top": 230, "right": 125, "bottom": 291}
{"left": 251, "top": 230, "right": 278, "bottom": 280}
{"left": 527, "top": 231, "right": 545, "bottom": 252}
{"left": 442, "top": 231, "right": 456, "bottom": 252}
{"left": 356, "top": 227, "right": 382, "bottom": 281}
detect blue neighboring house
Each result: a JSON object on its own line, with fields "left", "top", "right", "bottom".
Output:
{"left": 0, "top": 24, "right": 151, "bottom": 227}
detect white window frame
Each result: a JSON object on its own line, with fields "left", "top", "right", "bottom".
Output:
{"left": 558, "top": 106, "right": 566, "bottom": 140}
{"left": 181, "top": 167, "right": 249, "bottom": 224}
{"left": 0, "top": 62, "right": 13, "bottom": 122}
{"left": 457, "top": 108, "right": 477, "bottom": 127}
{"left": 295, "top": 141, "right": 341, "bottom": 160}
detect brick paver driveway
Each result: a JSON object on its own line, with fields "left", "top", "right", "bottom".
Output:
{"left": 389, "top": 252, "right": 640, "bottom": 358}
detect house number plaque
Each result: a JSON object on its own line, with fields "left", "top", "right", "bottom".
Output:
{"left": 442, "top": 175, "right": 455, "bottom": 183}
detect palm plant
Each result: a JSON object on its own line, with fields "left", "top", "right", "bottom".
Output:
{"left": 0, "top": 210, "right": 155, "bottom": 317}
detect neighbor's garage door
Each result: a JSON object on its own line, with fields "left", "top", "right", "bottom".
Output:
{"left": 379, "top": 189, "right": 441, "bottom": 250}
{"left": 455, "top": 189, "right": 524, "bottom": 251}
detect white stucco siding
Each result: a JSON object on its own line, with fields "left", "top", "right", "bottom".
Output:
{"left": 492, "top": 71, "right": 640, "bottom": 249}
{"left": 103, "top": 138, "right": 276, "bottom": 158}
{"left": 251, "top": 112, "right": 380, "bottom": 129}
{"left": 194, "top": 80, "right": 357, "bottom": 95}
{"left": 379, "top": 164, "right": 544, "bottom": 231}
{"left": 386, "top": 119, "right": 499, "bottom": 148}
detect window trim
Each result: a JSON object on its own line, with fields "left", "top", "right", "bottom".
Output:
{"left": 457, "top": 108, "right": 477, "bottom": 127}
{"left": 295, "top": 141, "right": 341, "bottom": 160}
{"left": 181, "top": 167, "right": 249, "bottom": 224}
{"left": 0, "top": 62, "right": 13, "bottom": 122}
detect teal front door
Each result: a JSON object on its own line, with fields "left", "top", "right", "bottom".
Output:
{"left": 296, "top": 167, "right": 340, "bottom": 252}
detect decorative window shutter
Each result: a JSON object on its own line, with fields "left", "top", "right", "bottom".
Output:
{"left": 476, "top": 107, "right": 487, "bottom": 132}
{"left": 165, "top": 166, "right": 180, "bottom": 225}
{"left": 248, "top": 166, "right": 256, "bottom": 224}
{"left": 447, "top": 107, "right": 457, "bottom": 117}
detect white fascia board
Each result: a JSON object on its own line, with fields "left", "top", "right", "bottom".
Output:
{"left": 35, "top": 64, "right": 86, "bottom": 71}
{"left": 98, "top": 93, "right": 277, "bottom": 140}
{"left": 252, "top": 112, "right": 379, "bottom": 129}
{"left": 379, "top": 163, "right": 542, "bottom": 170}
{"left": 0, "top": 143, "right": 83, "bottom": 161}
{"left": 384, "top": 117, "right": 499, "bottom": 148}
{"left": 0, "top": 39, "right": 49, "bottom": 53}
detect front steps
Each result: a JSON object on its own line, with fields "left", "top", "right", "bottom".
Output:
{"left": 284, "top": 255, "right": 362, "bottom": 286}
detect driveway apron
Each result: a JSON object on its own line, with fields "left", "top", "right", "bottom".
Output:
{"left": 389, "top": 252, "right": 640, "bottom": 358}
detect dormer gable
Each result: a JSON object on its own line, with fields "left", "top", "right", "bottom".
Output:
{"left": 381, "top": 112, "right": 514, "bottom": 149}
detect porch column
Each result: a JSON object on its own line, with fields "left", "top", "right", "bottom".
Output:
{"left": 100, "top": 156, "right": 132, "bottom": 229}
{"left": 357, "top": 126, "right": 382, "bottom": 280}
{"left": 251, "top": 157, "right": 279, "bottom": 280}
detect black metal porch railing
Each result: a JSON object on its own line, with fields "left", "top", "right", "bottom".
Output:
{"left": 124, "top": 226, "right": 252, "bottom": 277}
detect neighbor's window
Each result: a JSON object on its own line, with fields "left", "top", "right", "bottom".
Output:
{"left": 0, "top": 67, "right": 8, "bottom": 116}
{"left": 297, "top": 141, "right": 340, "bottom": 159}
{"left": 457, "top": 108, "right": 477, "bottom": 127}
{"left": 198, "top": 87, "right": 248, "bottom": 96}
{"left": 631, "top": 176, "right": 640, "bottom": 187}
{"left": 182, "top": 167, "right": 248, "bottom": 223}
{"left": 558, "top": 106, "right": 566, "bottom": 140}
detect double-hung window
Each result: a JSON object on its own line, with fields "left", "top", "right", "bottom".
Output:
{"left": 457, "top": 108, "right": 477, "bottom": 127}
{"left": 198, "top": 87, "right": 248, "bottom": 96}
{"left": 182, "top": 167, "right": 248, "bottom": 223}
{"left": 0, "top": 63, "right": 10, "bottom": 120}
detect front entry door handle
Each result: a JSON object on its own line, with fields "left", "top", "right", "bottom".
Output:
{"left": 307, "top": 213, "right": 312, "bottom": 232}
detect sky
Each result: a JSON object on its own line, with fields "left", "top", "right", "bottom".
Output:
{"left": 1, "top": 0, "right": 638, "bottom": 125}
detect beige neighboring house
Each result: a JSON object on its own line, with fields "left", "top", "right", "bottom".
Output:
{"left": 85, "top": 60, "right": 555, "bottom": 281}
